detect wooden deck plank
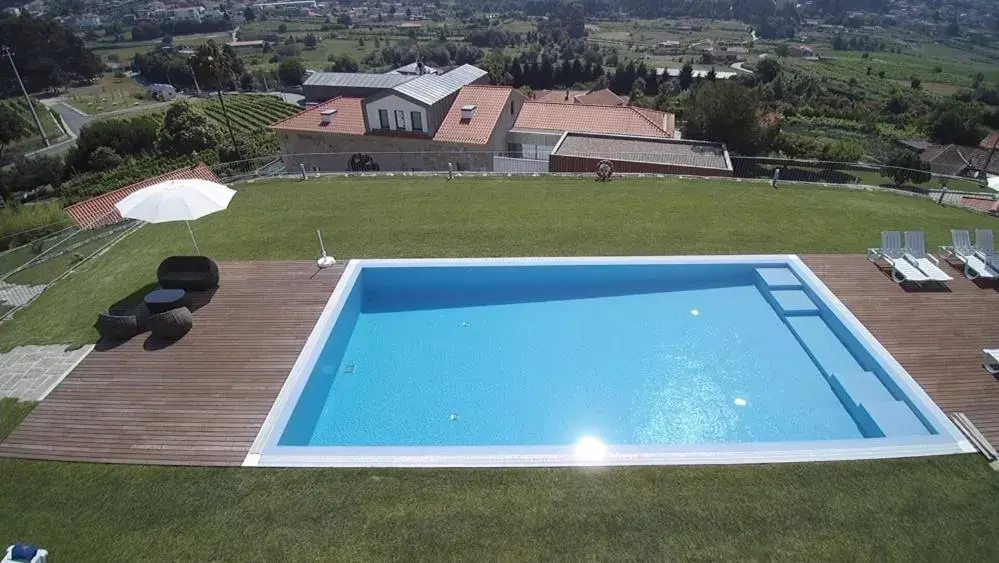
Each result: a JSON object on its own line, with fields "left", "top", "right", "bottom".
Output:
{"left": 1, "top": 255, "right": 997, "bottom": 466}
{"left": 0, "top": 261, "right": 344, "bottom": 466}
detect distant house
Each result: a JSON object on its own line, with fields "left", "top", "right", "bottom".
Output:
{"left": 502, "top": 102, "right": 676, "bottom": 166}
{"left": 274, "top": 65, "right": 493, "bottom": 171}
{"left": 549, "top": 132, "right": 732, "bottom": 177}
{"left": 148, "top": 83, "right": 177, "bottom": 101}
{"left": 919, "top": 144, "right": 999, "bottom": 178}
{"left": 228, "top": 40, "right": 266, "bottom": 53}
{"left": 75, "top": 14, "right": 102, "bottom": 28}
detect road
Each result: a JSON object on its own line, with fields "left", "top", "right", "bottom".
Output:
{"left": 24, "top": 98, "right": 178, "bottom": 158}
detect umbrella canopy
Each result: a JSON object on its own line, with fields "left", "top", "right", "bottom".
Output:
{"left": 987, "top": 175, "right": 999, "bottom": 193}
{"left": 115, "top": 179, "right": 236, "bottom": 255}
{"left": 115, "top": 179, "right": 236, "bottom": 223}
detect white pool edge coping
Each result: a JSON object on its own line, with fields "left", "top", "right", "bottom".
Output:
{"left": 244, "top": 255, "right": 974, "bottom": 468}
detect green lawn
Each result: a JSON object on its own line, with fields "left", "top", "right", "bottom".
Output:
{"left": 2, "top": 176, "right": 996, "bottom": 351}
{"left": 0, "top": 398, "right": 35, "bottom": 441}
{"left": 1, "top": 176, "right": 999, "bottom": 559}
{"left": 0, "top": 452, "right": 996, "bottom": 560}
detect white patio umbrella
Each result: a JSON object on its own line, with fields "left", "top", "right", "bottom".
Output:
{"left": 115, "top": 179, "right": 236, "bottom": 255}
{"left": 987, "top": 175, "right": 999, "bottom": 192}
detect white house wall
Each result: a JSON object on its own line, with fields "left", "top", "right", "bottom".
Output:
{"left": 364, "top": 95, "right": 431, "bottom": 135}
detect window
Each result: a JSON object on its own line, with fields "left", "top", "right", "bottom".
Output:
{"left": 378, "top": 109, "right": 389, "bottom": 130}
{"left": 506, "top": 143, "right": 523, "bottom": 158}
{"left": 394, "top": 110, "right": 405, "bottom": 130}
{"left": 411, "top": 111, "right": 423, "bottom": 132}
{"left": 510, "top": 100, "right": 515, "bottom": 115}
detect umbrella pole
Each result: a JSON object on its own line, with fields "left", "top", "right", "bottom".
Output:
{"left": 186, "top": 221, "right": 201, "bottom": 255}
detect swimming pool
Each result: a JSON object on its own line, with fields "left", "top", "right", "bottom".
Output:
{"left": 246, "top": 256, "right": 971, "bottom": 467}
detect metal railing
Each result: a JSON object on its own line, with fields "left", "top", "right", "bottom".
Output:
{"left": 0, "top": 208, "right": 140, "bottom": 322}
{"left": 206, "top": 151, "right": 993, "bottom": 197}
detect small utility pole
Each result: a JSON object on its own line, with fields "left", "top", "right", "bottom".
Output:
{"left": 207, "top": 55, "right": 240, "bottom": 159}
{"left": 189, "top": 65, "right": 202, "bottom": 97}
{"left": 2, "top": 45, "right": 49, "bottom": 147}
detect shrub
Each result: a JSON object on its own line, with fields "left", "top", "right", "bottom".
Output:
{"left": 0, "top": 201, "right": 70, "bottom": 251}
{"left": 880, "top": 150, "right": 932, "bottom": 186}
{"left": 89, "top": 146, "right": 123, "bottom": 171}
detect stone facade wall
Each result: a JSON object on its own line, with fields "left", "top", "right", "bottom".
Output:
{"left": 278, "top": 132, "right": 497, "bottom": 172}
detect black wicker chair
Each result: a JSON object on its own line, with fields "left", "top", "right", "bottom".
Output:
{"left": 97, "top": 311, "right": 140, "bottom": 341}
{"left": 157, "top": 256, "right": 219, "bottom": 291}
{"left": 147, "top": 307, "right": 194, "bottom": 340}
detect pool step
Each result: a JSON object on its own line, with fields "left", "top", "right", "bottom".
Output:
{"left": 755, "top": 267, "right": 802, "bottom": 289}
{"left": 855, "top": 400, "right": 930, "bottom": 437}
{"left": 770, "top": 289, "right": 819, "bottom": 316}
{"left": 785, "top": 316, "right": 863, "bottom": 380}
{"left": 830, "top": 371, "right": 895, "bottom": 411}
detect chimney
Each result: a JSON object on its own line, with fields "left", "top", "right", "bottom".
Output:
{"left": 320, "top": 108, "right": 337, "bottom": 124}
{"left": 565, "top": 89, "right": 570, "bottom": 101}
{"left": 460, "top": 104, "right": 476, "bottom": 121}
{"left": 417, "top": 60, "right": 425, "bottom": 75}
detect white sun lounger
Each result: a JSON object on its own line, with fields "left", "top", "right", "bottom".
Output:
{"left": 903, "top": 231, "right": 952, "bottom": 283}
{"left": 940, "top": 230, "right": 998, "bottom": 280}
{"left": 867, "top": 231, "right": 930, "bottom": 284}
{"left": 984, "top": 349, "right": 999, "bottom": 376}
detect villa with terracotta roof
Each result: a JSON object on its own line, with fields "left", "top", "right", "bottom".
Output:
{"left": 273, "top": 70, "right": 691, "bottom": 174}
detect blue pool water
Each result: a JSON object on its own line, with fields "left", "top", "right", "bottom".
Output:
{"left": 278, "top": 262, "right": 934, "bottom": 448}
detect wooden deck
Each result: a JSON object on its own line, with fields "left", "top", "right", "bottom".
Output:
{"left": 0, "top": 261, "right": 344, "bottom": 466}
{"left": 0, "top": 255, "right": 997, "bottom": 466}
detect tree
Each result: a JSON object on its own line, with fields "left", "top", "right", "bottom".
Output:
{"left": 278, "top": 58, "right": 306, "bottom": 85}
{"left": 928, "top": 107, "right": 986, "bottom": 145}
{"left": 880, "top": 150, "right": 932, "bottom": 186}
{"left": 910, "top": 76, "right": 922, "bottom": 89}
{"left": 878, "top": 70, "right": 886, "bottom": 79}
{"left": 328, "top": 54, "right": 359, "bottom": 72}
{"left": 278, "top": 24, "right": 288, "bottom": 33}
{"left": 157, "top": 100, "right": 223, "bottom": 156}
{"left": 190, "top": 40, "right": 245, "bottom": 90}
{"left": 0, "top": 106, "right": 30, "bottom": 162}
{"left": 88, "top": 146, "right": 122, "bottom": 172}
{"left": 243, "top": 6, "right": 256, "bottom": 21}
{"left": 304, "top": 33, "right": 318, "bottom": 49}
{"left": 0, "top": 13, "right": 102, "bottom": 96}
{"left": 756, "top": 58, "right": 781, "bottom": 83}
{"left": 630, "top": 77, "right": 646, "bottom": 103}
{"left": 774, "top": 44, "right": 790, "bottom": 58}
{"left": 678, "top": 62, "right": 694, "bottom": 91}
{"left": 819, "top": 140, "right": 863, "bottom": 163}
{"left": 684, "top": 81, "right": 777, "bottom": 155}
{"left": 337, "top": 13, "right": 352, "bottom": 26}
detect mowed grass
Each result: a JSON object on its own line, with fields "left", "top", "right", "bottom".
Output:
{"left": 2, "top": 175, "right": 996, "bottom": 350}
{"left": 0, "top": 398, "right": 35, "bottom": 442}
{"left": 0, "top": 453, "right": 997, "bottom": 560}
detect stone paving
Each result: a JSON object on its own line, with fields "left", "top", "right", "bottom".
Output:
{"left": 0, "top": 344, "right": 93, "bottom": 401}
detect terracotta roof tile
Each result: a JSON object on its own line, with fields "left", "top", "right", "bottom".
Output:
{"left": 269, "top": 97, "right": 367, "bottom": 135}
{"left": 433, "top": 85, "right": 516, "bottom": 145}
{"left": 574, "top": 89, "right": 626, "bottom": 106}
{"left": 513, "top": 102, "right": 675, "bottom": 138}
{"left": 64, "top": 163, "right": 221, "bottom": 228}
{"left": 532, "top": 89, "right": 588, "bottom": 104}
{"left": 981, "top": 132, "right": 999, "bottom": 150}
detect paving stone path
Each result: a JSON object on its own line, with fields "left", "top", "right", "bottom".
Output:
{"left": 0, "top": 344, "right": 93, "bottom": 401}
